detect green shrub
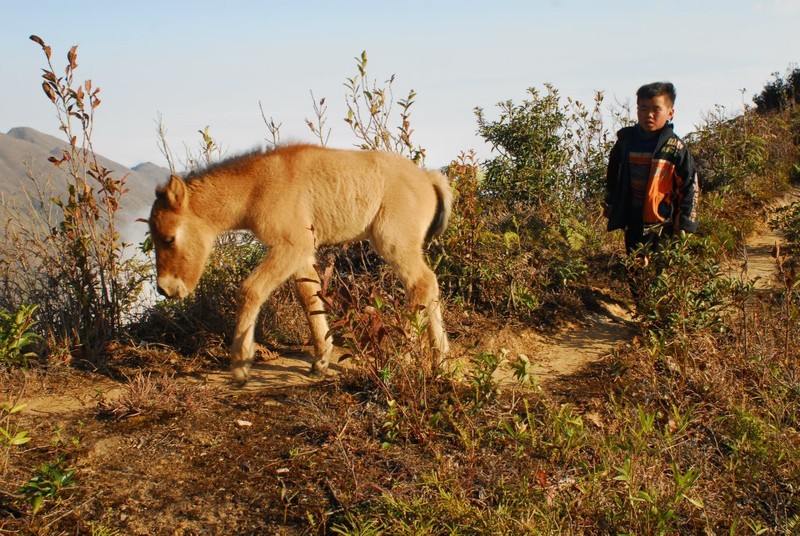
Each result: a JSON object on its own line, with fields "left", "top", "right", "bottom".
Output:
{"left": 475, "top": 85, "right": 610, "bottom": 215}
{"left": 436, "top": 87, "right": 612, "bottom": 318}
{"left": 753, "top": 66, "right": 800, "bottom": 113}
{"left": 772, "top": 201, "right": 800, "bottom": 250}
{"left": 690, "top": 107, "right": 768, "bottom": 195}
{"left": 690, "top": 102, "right": 798, "bottom": 204}
{"left": 476, "top": 85, "right": 570, "bottom": 208}
{"left": 630, "top": 232, "right": 733, "bottom": 343}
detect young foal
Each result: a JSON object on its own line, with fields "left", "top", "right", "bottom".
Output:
{"left": 149, "top": 145, "right": 452, "bottom": 384}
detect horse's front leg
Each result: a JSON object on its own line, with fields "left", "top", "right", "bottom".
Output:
{"left": 230, "top": 305, "right": 259, "bottom": 385}
{"left": 230, "top": 248, "right": 308, "bottom": 385}
{"left": 294, "top": 263, "right": 333, "bottom": 375}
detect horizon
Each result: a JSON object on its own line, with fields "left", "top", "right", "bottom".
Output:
{"left": 2, "top": 1, "right": 799, "bottom": 170}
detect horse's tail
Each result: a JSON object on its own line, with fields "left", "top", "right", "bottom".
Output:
{"left": 425, "top": 171, "right": 453, "bottom": 243}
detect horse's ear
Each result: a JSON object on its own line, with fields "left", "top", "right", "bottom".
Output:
{"left": 156, "top": 175, "right": 188, "bottom": 211}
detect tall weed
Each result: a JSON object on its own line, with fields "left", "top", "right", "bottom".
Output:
{"left": 0, "top": 37, "right": 150, "bottom": 364}
{"left": 344, "top": 51, "right": 425, "bottom": 164}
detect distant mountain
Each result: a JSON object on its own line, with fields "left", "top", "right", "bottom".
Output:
{"left": 0, "top": 127, "right": 170, "bottom": 242}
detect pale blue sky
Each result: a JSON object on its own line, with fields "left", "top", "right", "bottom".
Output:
{"left": 2, "top": 0, "right": 798, "bottom": 169}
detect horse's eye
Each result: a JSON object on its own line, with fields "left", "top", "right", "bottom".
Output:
{"left": 164, "top": 236, "right": 176, "bottom": 245}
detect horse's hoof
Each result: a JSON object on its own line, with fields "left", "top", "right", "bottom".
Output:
{"left": 310, "top": 361, "right": 329, "bottom": 377}
{"left": 231, "top": 364, "right": 250, "bottom": 386}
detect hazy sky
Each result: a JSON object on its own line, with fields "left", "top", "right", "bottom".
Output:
{"left": 2, "top": 1, "right": 798, "bottom": 169}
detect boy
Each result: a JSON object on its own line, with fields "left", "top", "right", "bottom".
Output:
{"left": 604, "top": 81, "right": 699, "bottom": 259}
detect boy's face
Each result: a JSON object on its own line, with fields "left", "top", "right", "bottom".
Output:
{"left": 636, "top": 95, "right": 674, "bottom": 133}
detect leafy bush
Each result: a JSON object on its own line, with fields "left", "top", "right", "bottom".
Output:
{"left": 690, "top": 102, "right": 798, "bottom": 200}
{"left": 475, "top": 85, "right": 610, "bottom": 214}
{"left": 690, "top": 106, "right": 768, "bottom": 195}
{"left": 434, "top": 151, "right": 539, "bottom": 314}
{"left": 476, "top": 85, "right": 570, "bottom": 208}
{"left": 434, "top": 87, "right": 612, "bottom": 318}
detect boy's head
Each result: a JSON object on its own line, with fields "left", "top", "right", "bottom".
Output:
{"left": 636, "top": 82, "right": 676, "bottom": 133}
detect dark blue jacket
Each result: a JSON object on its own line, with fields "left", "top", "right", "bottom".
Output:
{"left": 605, "top": 124, "right": 698, "bottom": 233}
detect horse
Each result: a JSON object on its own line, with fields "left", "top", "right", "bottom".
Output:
{"left": 148, "top": 144, "right": 452, "bottom": 385}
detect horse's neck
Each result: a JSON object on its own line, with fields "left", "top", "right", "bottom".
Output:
{"left": 188, "top": 174, "right": 252, "bottom": 233}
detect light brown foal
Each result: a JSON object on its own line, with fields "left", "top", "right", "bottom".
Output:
{"left": 148, "top": 144, "right": 452, "bottom": 384}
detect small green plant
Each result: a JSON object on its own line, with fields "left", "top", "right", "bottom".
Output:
{"left": 0, "top": 303, "right": 40, "bottom": 367}
{"left": 465, "top": 351, "right": 505, "bottom": 411}
{"left": 381, "top": 398, "right": 403, "bottom": 449}
{"left": 540, "top": 402, "right": 586, "bottom": 462}
{"left": 20, "top": 455, "right": 76, "bottom": 515}
{"left": 1, "top": 403, "right": 31, "bottom": 454}
{"left": 508, "top": 352, "right": 537, "bottom": 386}
{"left": 277, "top": 476, "right": 299, "bottom": 527}
{"left": 612, "top": 457, "right": 703, "bottom": 534}
{"left": 90, "top": 523, "right": 123, "bottom": 536}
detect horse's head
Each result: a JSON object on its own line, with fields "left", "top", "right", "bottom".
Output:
{"left": 149, "top": 175, "right": 214, "bottom": 299}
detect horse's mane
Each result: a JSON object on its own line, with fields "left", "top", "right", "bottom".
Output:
{"left": 183, "top": 144, "right": 315, "bottom": 181}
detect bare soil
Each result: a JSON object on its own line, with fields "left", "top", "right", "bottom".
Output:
{"left": 1, "top": 189, "right": 795, "bottom": 535}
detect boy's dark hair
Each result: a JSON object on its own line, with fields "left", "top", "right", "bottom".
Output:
{"left": 637, "top": 82, "right": 676, "bottom": 105}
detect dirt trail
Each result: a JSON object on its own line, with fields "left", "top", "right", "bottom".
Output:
{"left": 8, "top": 187, "right": 798, "bottom": 413}
{"left": 729, "top": 186, "right": 800, "bottom": 289}
{"left": 523, "top": 305, "right": 634, "bottom": 383}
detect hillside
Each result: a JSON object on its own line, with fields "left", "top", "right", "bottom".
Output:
{"left": 1, "top": 50, "right": 798, "bottom": 529}
{"left": 0, "top": 127, "right": 168, "bottom": 240}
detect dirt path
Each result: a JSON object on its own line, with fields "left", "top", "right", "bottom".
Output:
{"left": 149, "top": 287, "right": 639, "bottom": 392}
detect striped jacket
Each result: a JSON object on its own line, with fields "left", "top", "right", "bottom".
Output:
{"left": 605, "top": 124, "right": 698, "bottom": 233}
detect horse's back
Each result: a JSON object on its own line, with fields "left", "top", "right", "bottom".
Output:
{"left": 249, "top": 146, "right": 441, "bottom": 247}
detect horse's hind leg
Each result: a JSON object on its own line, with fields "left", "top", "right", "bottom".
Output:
{"left": 380, "top": 247, "right": 449, "bottom": 365}
{"left": 294, "top": 262, "right": 333, "bottom": 374}
{"left": 408, "top": 260, "right": 449, "bottom": 360}
{"left": 230, "top": 246, "right": 312, "bottom": 385}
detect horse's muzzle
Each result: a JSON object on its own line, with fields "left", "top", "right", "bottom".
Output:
{"left": 156, "top": 275, "right": 189, "bottom": 299}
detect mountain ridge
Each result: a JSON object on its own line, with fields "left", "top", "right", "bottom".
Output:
{"left": 0, "top": 126, "right": 169, "bottom": 242}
